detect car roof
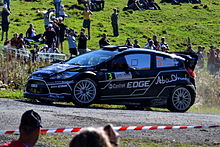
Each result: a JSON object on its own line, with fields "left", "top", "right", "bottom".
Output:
{"left": 102, "top": 45, "right": 185, "bottom": 61}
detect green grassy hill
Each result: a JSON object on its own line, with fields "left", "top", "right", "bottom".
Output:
{"left": 4, "top": 0, "right": 220, "bottom": 53}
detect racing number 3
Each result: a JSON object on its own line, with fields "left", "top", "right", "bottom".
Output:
{"left": 107, "top": 73, "right": 113, "bottom": 80}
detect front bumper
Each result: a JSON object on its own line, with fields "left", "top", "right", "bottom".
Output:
{"left": 24, "top": 79, "right": 74, "bottom": 102}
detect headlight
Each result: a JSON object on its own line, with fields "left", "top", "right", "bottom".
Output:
{"left": 50, "top": 72, "right": 77, "bottom": 80}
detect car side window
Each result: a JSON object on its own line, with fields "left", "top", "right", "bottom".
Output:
{"left": 156, "top": 56, "right": 180, "bottom": 68}
{"left": 124, "top": 54, "right": 151, "bottom": 70}
{"left": 110, "top": 56, "right": 130, "bottom": 71}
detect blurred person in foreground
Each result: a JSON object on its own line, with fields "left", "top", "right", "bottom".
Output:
{"left": 69, "top": 124, "right": 119, "bottom": 147}
{"left": 0, "top": 110, "right": 42, "bottom": 147}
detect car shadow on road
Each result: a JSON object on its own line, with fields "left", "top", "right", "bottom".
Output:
{"left": 16, "top": 99, "right": 168, "bottom": 112}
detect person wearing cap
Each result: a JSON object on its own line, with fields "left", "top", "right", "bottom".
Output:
{"left": 1, "top": 4, "right": 10, "bottom": 41}
{"left": 99, "top": 33, "right": 110, "bottom": 48}
{"left": 111, "top": 8, "right": 119, "bottom": 37}
{"left": 82, "top": 7, "right": 93, "bottom": 39}
{"left": 0, "top": 110, "right": 42, "bottom": 147}
{"left": 40, "top": 44, "right": 49, "bottom": 53}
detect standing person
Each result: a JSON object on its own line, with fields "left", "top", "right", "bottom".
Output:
{"left": 57, "top": 17, "right": 67, "bottom": 53}
{"left": 43, "top": 24, "right": 57, "bottom": 48}
{"left": 145, "top": 39, "right": 155, "bottom": 50}
{"left": 4, "top": 0, "right": 10, "bottom": 11}
{"left": 207, "top": 46, "right": 216, "bottom": 75}
{"left": 54, "top": 0, "right": 62, "bottom": 17}
{"left": 43, "top": 9, "right": 54, "bottom": 30}
{"left": 111, "top": 8, "right": 119, "bottom": 37}
{"left": 78, "top": 29, "right": 90, "bottom": 54}
{"left": 1, "top": 4, "right": 10, "bottom": 41}
{"left": 67, "top": 29, "right": 78, "bottom": 57}
{"left": 59, "top": 4, "right": 67, "bottom": 20}
{"left": 0, "top": 110, "right": 42, "bottom": 147}
{"left": 82, "top": 7, "right": 93, "bottom": 39}
{"left": 152, "top": 35, "right": 160, "bottom": 50}
{"left": 99, "top": 33, "right": 110, "bottom": 48}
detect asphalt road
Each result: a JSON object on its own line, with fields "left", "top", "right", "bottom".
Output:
{"left": 0, "top": 98, "right": 220, "bottom": 146}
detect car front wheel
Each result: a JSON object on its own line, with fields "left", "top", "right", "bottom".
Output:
{"left": 168, "top": 87, "right": 195, "bottom": 112}
{"left": 72, "top": 78, "right": 97, "bottom": 107}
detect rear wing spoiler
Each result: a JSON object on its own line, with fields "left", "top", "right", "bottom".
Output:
{"left": 170, "top": 52, "right": 198, "bottom": 70}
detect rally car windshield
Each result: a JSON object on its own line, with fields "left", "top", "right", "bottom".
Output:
{"left": 65, "top": 50, "right": 117, "bottom": 66}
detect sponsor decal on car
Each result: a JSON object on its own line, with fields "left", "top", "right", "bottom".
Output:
{"left": 155, "top": 74, "right": 189, "bottom": 85}
{"left": 108, "top": 80, "right": 151, "bottom": 89}
{"left": 106, "top": 72, "right": 132, "bottom": 80}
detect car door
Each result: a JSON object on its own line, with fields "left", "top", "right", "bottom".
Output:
{"left": 99, "top": 52, "right": 157, "bottom": 98}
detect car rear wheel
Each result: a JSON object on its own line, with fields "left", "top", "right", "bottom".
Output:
{"left": 168, "top": 87, "right": 195, "bottom": 112}
{"left": 72, "top": 78, "right": 97, "bottom": 107}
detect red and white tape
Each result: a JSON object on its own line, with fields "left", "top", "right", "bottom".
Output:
{"left": 0, "top": 125, "right": 219, "bottom": 135}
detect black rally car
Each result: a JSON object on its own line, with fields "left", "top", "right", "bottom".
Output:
{"left": 24, "top": 45, "right": 198, "bottom": 112}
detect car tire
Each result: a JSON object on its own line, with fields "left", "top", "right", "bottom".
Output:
{"left": 168, "top": 86, "right": 195, "bottom": 112}
{"left": 72, "top": 78, "right": 97, "bottom": 107}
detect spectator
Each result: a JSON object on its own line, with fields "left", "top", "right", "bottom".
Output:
{"left": 78, "top": 29, "right": 90, "bottom": 54}
{"left": 133, "top": 39, "right": 141, "bottom": 48}
{"left": 207, "top": 46, "right": 216, "bottom": 75}
{"left": 40, "top": 44, "right": 49, "bottom": 53}
{"left": 67, "top": 29, "right": 78, "bottom": 57}
{"left": 91, "top": 0, "right": 105, "bottom": 11}
{"left": 152, "top": 35, "right": 160, "bottom": 50}
{"left": 10, "top": 33, "right": 19, "bottom": 48}
{"left": 0, "top": 110, "right": 42, "bottom": 147}
{"left": 82, "top": 7, "right": 93, "bottom": 39}
{"left": 159, "top": 37, "right": 169, "bottom": 51}
{"left": 124, "top": 38, "right": 133, "bottom": 48}
{"left": 78, "top": 0, "right": 90, "bottom": 6}
{"left": 184, "top": 44, "right": 196, "bottom": 54}
{"left": 54, "top": 0, "right": 62, "bottom": 17}
{"left": 69, "top": 124, "right": 119, "bottom": 147}
{"left": 111, "top": 8, "right": 119, "bottom": 37}
{"left": 43, "top": 24, "right": 56, "bottom": 48}
{"left": 215, "top": 49, "right": 220, "bottom": 73}
{"left": 47, "top": 47, "right": 60, "bottom": 53}
{"left": 145, "top": 39, "right": 155, "bottom": 50}
{"left": 99, "top": 33, "right": 110, "bottom": 48}
{"left": 1, "top": 4, "right": 10, "bottom": 41}
{"left": 30, "top": 44, "right": 40, "bottom": 62}
{"left": 57, "top": 17, "right": 67, "bottom": 53}
{"left": 196, "top": 46, "right": 204, "bottom": 68}
{"left": 3, "top": 0, "right": 10, "bottom": 11}
{"left": 59, "top": 5, "right": 67, "bottom": 20}
{"left": 43, "top": 9, "right": 54, "bottom": 30}
{"left": 146, "top": 0, "right": 161, "bottom": 10}
{"left": 16, "top": 33, "right": 26, "bottom": 49}
{"left": 127, "top": 0, "right": 142, "bottom": 10}
{"left": 26, "top": 24, "right": 43, "bottom": 42}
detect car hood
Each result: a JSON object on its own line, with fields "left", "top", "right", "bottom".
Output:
{"left": 32, "top": 63, "right": 81, "bottom": 76}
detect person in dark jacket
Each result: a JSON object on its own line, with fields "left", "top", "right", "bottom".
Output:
{"left": 1, "top": 4, "right": 10, "bottom": 41}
